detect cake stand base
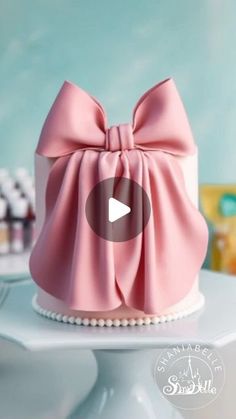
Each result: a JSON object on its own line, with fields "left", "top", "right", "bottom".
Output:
{"left": 68, "top": 349, "right": 183, "bottom": 419}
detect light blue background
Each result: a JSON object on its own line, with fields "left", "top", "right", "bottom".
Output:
{"left": 0, "top": 0, "right": 235, "bottom": 183}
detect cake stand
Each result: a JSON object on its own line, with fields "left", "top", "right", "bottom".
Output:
{"left": 0, "top": 269, "right": 235, "bottom": 419}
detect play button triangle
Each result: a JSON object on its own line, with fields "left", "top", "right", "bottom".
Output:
{"left": 85, "top": 177, "right": 151, "bottom": 242}
{"left": 108, "top": 197, "right": 131, "bottom": 223}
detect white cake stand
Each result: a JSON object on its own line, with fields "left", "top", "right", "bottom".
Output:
{"left": 0, "top": 269, "right": 235, "bottom": 419}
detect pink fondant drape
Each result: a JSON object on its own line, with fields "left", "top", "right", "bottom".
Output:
{"left": 29, "top": 78, "right": 208, "bottom": 314}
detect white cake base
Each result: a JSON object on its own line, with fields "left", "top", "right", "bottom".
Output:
{"left": 32, "top": 291, "right": 205, "bottom": 327}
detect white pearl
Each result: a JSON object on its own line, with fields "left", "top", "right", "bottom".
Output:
{"left": 105, "top": 319, "right": 113, "bottom": 327}
{"left": 166, "top": 314, "right": 173, "bottom": 322}
{"left": 68, "top": 316, "right": 75, "bottom": 324}
{"left": 51, "top": 312, "right": 57, "bottom": 320}
{"left": 62, "top": 315, "right": 68, "bottom": 323}
{"left": 98, "top": 319, "right": 105, "bottom": 327}
{"left": 136, "top": 318, "right": 144, "bottom": 326}
{"left": 46, "top": 311, "right": 52, "bottom": 318}
{"left": 75, "top": 317, "right": 82, "bottom": 325}
{"left": 159, "top": 316, "right": 166, "bottom": 323}
{"left": 121, "top": 319, "right": 128, "bottom": 327}
{"left": 56, "top": 313, "right": 63, "bottom": 321}
{"left": 82, "top": 318, "right": 90, "bottom": 326}
{"left": 113, "top": 319, "right": 121, "bottom": 327}
{"left": 129, "top": 318, "right": 136, "bottom": 326}
{"left": 90, "top": 318, "right": 97, "bottom": 327}
{"left": 144, "top": 317, "right": 151, "bottom": 325}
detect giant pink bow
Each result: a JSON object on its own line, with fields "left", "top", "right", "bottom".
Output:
{"left": 29, "top": 78, "right": 208, "bottom": 314}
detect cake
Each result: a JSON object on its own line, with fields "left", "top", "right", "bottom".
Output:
{"left": 29, "top": 78, "right": 208, "bottom": 327}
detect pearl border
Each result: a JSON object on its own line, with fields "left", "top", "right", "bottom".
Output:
{"left": 31, "top": 293, "right": 205, "bottom": 327}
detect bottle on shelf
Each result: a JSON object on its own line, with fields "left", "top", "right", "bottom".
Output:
{"left": 14, "top": 167, "right": 29, "bottom": 180}
{"left": 20, "top": 177, "right": 34, "bottom": 196}
{"left": 0, "top": 197, "right": 10, "bottom": 255}
{"left": 10, "top": 197, "right": 29, "bottom": 254}
{"left": 24, "top": 189, "right": 36, "bottom": 249}
{"left": 29, "top": 189, "right": 36, "bottom": 248}
{"left": 0, "top": 177, "right": 15, "bottom": 198}
{"left": 7, "top": 188, "right": 22, "bottom": 205}
{"left": 3, "top": 188, "right": 21, "bottom": 220}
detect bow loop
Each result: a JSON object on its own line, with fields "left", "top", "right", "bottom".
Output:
{"left": 132, "top": 78, "right": 196, "bottom": 155}
{"left": 105, "top": 124, "right": 134, "bottom": 151}
{"left": 36, "top": 78, "right": 196, "bottom": 158}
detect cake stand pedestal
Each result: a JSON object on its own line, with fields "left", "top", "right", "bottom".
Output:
{"left": 0, "top": 269, "right": 235, "bottom": 419}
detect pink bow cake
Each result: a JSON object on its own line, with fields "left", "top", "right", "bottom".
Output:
{"left": 30, "top": 78, "right": 208, "bottom": 327}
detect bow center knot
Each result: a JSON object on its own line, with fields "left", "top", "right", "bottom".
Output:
{"left": 105, "top": 123, "right": 134, "bottom": 151}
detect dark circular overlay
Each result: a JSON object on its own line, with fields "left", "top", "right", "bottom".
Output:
{"left": 85, "top": 177, "right": 151, "bottom": 242}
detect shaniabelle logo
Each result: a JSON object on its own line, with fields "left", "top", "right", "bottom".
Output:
{"left": 154, "top": 343, "right": 225, "bottom": 410}
{"left": 162, "top": 353, "right": 217, "bottom": 396}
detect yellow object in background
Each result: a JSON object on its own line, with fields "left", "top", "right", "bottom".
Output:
{"left": 200, "top": 184, "right": 236, "bottom": 275}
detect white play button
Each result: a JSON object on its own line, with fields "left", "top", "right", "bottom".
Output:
{"left": 108, "top": 197, "right": 131, "bottom": 223}
{"left": 86, "top": 177, "right": 151, "bottom": 241}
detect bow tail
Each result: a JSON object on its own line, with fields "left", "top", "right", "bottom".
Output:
{"left": 30, "top": 150, "right": 123, "bottom": 311}
{"left": 114, "top": 151, "right": 208, "bottom": 314}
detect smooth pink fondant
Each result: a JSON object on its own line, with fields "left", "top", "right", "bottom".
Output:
{"left": 29, "top": 78, "right": 209, "bottom": 315}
